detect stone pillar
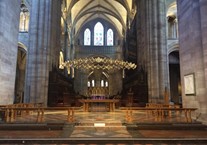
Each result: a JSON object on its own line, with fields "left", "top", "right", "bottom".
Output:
{"left": 24, "top": 0, "right": 61, "bottom": 106}
{"left": 64, "top": 31, "right": 69, "bottom": 61}
{"left": 15, "top": 55, "right": 26, "bottom": 103}
{"left": 177, "top": 0, "right": 207, "bottom": 122}
{"left": 50, "top": 0, "right": 62, "bottom": 67}
{"left": 137, "top": 0, "right": 168, "bottom": 103}
{"left": 0, "top": 0, "right": 21, "bottom": 105}
{"left": 200, "top": 0, "right": 207, "bottom": 114}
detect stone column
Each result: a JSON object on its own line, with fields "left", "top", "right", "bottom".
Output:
{"left": 64, "top": 31, "right": 69, "bottom": 61}
{"left": 15, "top": 55, "right": 26, "bottom": 103}
{"left": 177, "top": 0, "right": 207, "bottom": 122}
{"left": 24, "top": 0, "right": 61, "bottom": 106}
{"left": 137, "top": 0, "right": 168, "bottom": 103}
{"left": 200, "top": 0, "right": 207, "bottom": 113}
{"left": 0, "top": 0, "right": 21, "bottom": 105}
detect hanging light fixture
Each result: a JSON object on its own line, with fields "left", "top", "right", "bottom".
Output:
{"left": 60, "top": 57, "right": 137, "bottom": 72}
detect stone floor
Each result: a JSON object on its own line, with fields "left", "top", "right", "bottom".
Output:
{"left": 0, "top": 105, "right": 207, "bottom": 145}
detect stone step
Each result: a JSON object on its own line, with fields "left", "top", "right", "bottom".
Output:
{"left": 74, "top": 126, "right": 127, "bottom": 132}
{"left": 125, "top": 122, "right": 207, "bottom": 130}
{"left": 0, "top": 123, "right": 64, "bottom": 130}
{"left": 1, "top": 137, "right": 207, "bottom": 144}
{"left": 75, "top": 122, "right": 123, "bottom": 127}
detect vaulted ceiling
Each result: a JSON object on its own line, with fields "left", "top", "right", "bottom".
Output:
{"left": 63, "top": 0, "right": 135, "bottom": 37}
{"left": 166, "top": 1, "right": 177, "bottom": 17}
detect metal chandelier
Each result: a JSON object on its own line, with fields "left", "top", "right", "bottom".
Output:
{"left": 60, "top": 57, "right": 137, "bottom": 71}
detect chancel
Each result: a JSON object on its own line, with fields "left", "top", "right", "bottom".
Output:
{"left": 60, "top": 56, "right": 136, "bottom": 111}
{"left": 0, "top": 0, "right": 207, "bottom": 144}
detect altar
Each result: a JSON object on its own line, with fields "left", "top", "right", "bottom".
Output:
{"left": 79, "top": 99, "right": 119, "bottom": 112}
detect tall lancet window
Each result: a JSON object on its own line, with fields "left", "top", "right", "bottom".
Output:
{"left": 94, "top": 22, "right": 104, "bottom": 46}
{"left": 107, "top": 29, "right": 113, "bottom": 46}
{"left": 19, "top": 3, "right": 29, "bottom": 32}
{"left": 92, "top": 80, "right": 95, "bottom": 87}
{"left": 101, "top": 80, "right": 104, "bottom": 87}
{"left": 84, "top": 28, "right": 91, "bottom": 45}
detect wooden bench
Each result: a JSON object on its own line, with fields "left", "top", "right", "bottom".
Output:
{"left": 146, "top": 103, "right": 181, "bottom": 117}
{"left": 0, "top": 107, "right": 79, "bottom": 123}
{"left": 121, "top": 107, "right": 197, "bottom": 123}
{"left": 0, "top": 106, "right": 7, "bottom": 121}
{"left": 0, "top": 103, "right": 43, "bottom": 122}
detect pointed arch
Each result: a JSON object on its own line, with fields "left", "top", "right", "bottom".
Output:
{"left": 84, "top": 28, "right": 91, "bottom": 45}
{"left": 107, "top": 28, "right": 113, "bottom": 46}
{"left": 94, "top": 22, "right": 104, "bottom": 46}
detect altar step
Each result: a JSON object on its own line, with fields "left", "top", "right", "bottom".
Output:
{"left": 75, "top": 121, "right": 123, "bottom": 127}
{"left": 74, "top": 122, "right": 207, "bottom": 130}
{"left": 71, "top": 123, "right": 131, "bottom": 138}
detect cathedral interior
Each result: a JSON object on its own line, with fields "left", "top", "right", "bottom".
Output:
{"left": 0, "top": 0, "right": 207, "bottom": 144}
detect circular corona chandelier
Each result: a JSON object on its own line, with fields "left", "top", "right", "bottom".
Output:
{"left": 60, "top": 57, "right": 137, "bottom": 71}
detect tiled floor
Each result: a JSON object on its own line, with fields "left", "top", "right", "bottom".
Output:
{"left": 0, "top": 106, "right": 207, "bottom": 144}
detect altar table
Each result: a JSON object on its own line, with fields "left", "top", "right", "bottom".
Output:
{"left": 79, "top": 99, "right": 119, "bottom": 112}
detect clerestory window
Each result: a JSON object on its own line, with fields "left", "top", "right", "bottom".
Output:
{"left": 94, "top": 22, "right": 104, "bottom": 46}
{"left": 19, "top": 4, "right": 29, "bottom": 32}
{"left": 83, "top": 22, "right": 114, "bottom": 46}
{"left": 84, "top": 28, "right": 91, "bottom": 45}
{"left": 107, "top": 29, "right": 113, "bottom": 46}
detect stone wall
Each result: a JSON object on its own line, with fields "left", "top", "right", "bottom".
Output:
{"left": 18, "top": 33, "right": 29, "bottom": 48}
{"left": 24, "top": 0, "right": 61, "bottom": 106}
{"left": 177, "top": 0, "right": 207, "bottom": 123}
{"left": 0, "top": 0, "right": 21, "bottom": 105}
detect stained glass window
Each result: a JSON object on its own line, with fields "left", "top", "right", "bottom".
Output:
{"left": 107, "top": 29, "right": 113, "bottom": 46}
{"left": 101, "top": 80, "right": 104, "bottom": 87}
{"left": 84, "top": 28, "right": 91, "bottom": 45}
{"left": 105, "top": 81, "right": 108, "bottom": 87}
{"left": 87, "top": 81, "right": 90, "bottom": 87}
{"left": 94, "top": 22, "right": 104, "bottom": 46}
{"left": 19, "top": 4, "right": 29, "bottom": 32}
{"left": 92, "top": 80, "right": 95, "bottom": 87}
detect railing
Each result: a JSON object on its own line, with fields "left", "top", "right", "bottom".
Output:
{"left": 0, "top": 104, "right": 79, "bottom": 123}
{"left": 0, "top": 103, "right": 197, "bottom": 124}
{"left": 121, "top": 106, "right": 197, "bottom": 123}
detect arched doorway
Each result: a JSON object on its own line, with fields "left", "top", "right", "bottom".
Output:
{"left": 14, "top": 43, "right": 27, "bottom": 103}
{"left": 169, "top": 51, "right": 182, "bottom": 105}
